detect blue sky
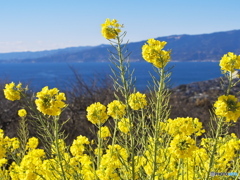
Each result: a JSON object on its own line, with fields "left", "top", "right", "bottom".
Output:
{"left": 1, "top": 0, "right": 240, "bottom": 53}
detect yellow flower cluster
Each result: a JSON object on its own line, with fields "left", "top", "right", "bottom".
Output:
{"left": 86, "top": 102, "right": 109, "bottom": 125}
{"left": 51, "top": 139, "right": 66, "bottom": 155}
{"left": 201, "top": 134, "right": 240, "bottom": 171}
{"left": 128, "top": 92, "right": 147, "bottom": 110}
{"left": 162, "top": 117, "right": 205, "bottom": 136}
{"left": 6, "top": 134, "right": 46, "bottom": 179}
{"left": 214, "top": 95, "right": 240, "bottom": 122}
{"left": 101, "top": 18, "right": 123, "bottom": 39}
{"left": 141, "top": 137, "right": 197, "bottom": 178}
{"left": 70, "top": 135, "right": 90, "bottom": 156}
{"left": 35, "top": 86, "right": 66, "bottom": 116}
{"left": 215, "top": 134, "right": 240, "bottom": 170}
{"left": 10, "top": 148, "right": 45, "bottom": 179}
{"left": 219, "top": 52, "right": 240, "bottom": 73}
{"left": 118, "top": 118, "right": 131, "bottom": 134}
{"left": 107, "top": 100, "right": 126, "bottom": 119}
{"left": 18, "top": 109, "right": 27, "bottom": 117}
{"left": 0, "top": 122, "right": 240, "bottom": 179}
{"left": 96, "top": 144, "right": 129, "bottom": 179}
{"left": 26, "top": 137, "right": 39, "bottom": 150}
{"left": 0, "top": 129, "right": 20, "bottom": 169}
{"left": 98, "top": 126, "right": 111, "bottom": 139}
{"left": 3, "top": 82, "right": 24, "bottom": 101}
{"left": 0, "top": 133, "right": 100, "bottom": 179}
{"left": 142, "top": 38, "right": 171, "bottom": 68}
{"left": 169, "top": 134, "right": 197, "bottom": 158}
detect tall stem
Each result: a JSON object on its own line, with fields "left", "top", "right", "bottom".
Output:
{"left": 226, "top": 72, "right": 233, "bottom": 95}
{"left": 116, "top": 36, "right": 130, "bottom": 107}
{"left": 205, "top": 117, "right": 224, "bottom": 180}
{"left": 115, "top": 36, "right": 135, "bottom": 179}
{"left": 152, "top": 68, "right": 166, "bottom": 180}
{"left": 97, "top": 123, "right": 102, "bottom": 170}
{"left": 53, "top": 117, "right": 67, "bottom": 180}
{"left": 111, "top": 119, "right": 117, "bottom": 147}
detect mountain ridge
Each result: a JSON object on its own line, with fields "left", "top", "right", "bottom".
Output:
{"left": 1, "top": 29, "right": 240, "bottom": 63}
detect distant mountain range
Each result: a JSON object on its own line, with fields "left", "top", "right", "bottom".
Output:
{"left": 1, "top": 29, "right": 240, "bottom": 63}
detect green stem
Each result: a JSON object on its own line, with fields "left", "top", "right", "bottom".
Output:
{"left": 111, "top": 119, "right": 118, "bottom": 147}
{"left": 116, "top": 36, "right": 130, "bottom": 105}
{"left": 53, "top": 117, "right": 67, "bottom": 180}
{"left": 97, "top": 123, "right": 102, "bottom": 170}
{"left": 141, "top": 108, "right": 147, "bottom": 147}
{"left": 205, "top": 117, "right": 224, "bottom": 180}
{"left": 115, "top": 36, "right": 135, "bottom": 180}
{"left": 226, "top": 72, "right": 233, "bottom": 95}
{"left": 17, "top": 117, "right": 29, "bottom": 163}
{"left": 152, "top": 68, "right": 165, "bottom": 180}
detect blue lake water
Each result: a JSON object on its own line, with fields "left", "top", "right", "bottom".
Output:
{"left": 0, "top": 62, "right": 222, "bottom": 92}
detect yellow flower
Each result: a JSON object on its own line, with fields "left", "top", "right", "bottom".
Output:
{"left": 18, "top": 109, "right": 27, "bottom": 117}
{"left": 3, "top": 82, "right": 24, "bottom": 101}
{"left": 169, "top": 134, "right": 197, "bottom": 158}
{"left": 128, "top": 92, "right": 147, "bottom": 110}
{"left": 142, "top": 38, "right": 171, "bottom": 68}
{"left": 101, "top": 18, "right": 123, "bottom": 39}
{"left": 10, "top": 137, "right": 20, "bottom": 151}
{"left": 192, "top": 148, "right": 209, "bottom": 166}
{"left": 118, "top": 118, "right": 131, "bottom": 134}
{"left": 107, "top": 100, "right": 126, "bottom": 119}
{"left": 214, "top": 95, "right": 240, "bottom": 122}
{"left": 86, "top": 102, "right": 109, "bottom": 125}
{"left": 51, "top": 139, "right": 66, "bottom": 155}
{"left": 10, "top": 149, "right": 45, "bottom": 179}
{"left": 219, "top": 52, "right": 240, "bottom": 73}
{"left": 164, "top": 117, "right": 205, "bottom": 137}
{"left": 98, "top": 126, "right": 111, "bottom": 139}
{"left": 70, "top": 135, "right": 89, "bottom": 156}
{"left": 98, "top": 144, "right": 129, "bottom": 177}
{"left": 0, "top": 158, "right": 7, "bottom": 167}
{"left": 26, "top": 137, "right": 39, "bottom": 150}
{"left": 35, "top": 86, "right": 66, "bottom": 116}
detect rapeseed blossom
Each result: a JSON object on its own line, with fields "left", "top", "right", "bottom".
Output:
{"left": 70, "top": 135, "right": 89, "bottom": 156}
{"left": 169, "top": 134, "right": 197, "bottom": 158}
{"left": 128, "top": 92, "right": 147, "bottom": 110}
{"left": 219, "top": 52, "right": 240, "bottom": 73}
{"left": 9, "top": 149, "right": 45, "bottom": 179}
{"left": 10, "top": 138, "right": 20, "bottom": 151}
{"left": 96, "top": 144, "right": 129, "bottom": 179}
{"left": 107, "top": 100, "right": 126, "bottom": 119}
{"left": 26, "top": 137, "right": 39, "bottom": 150}
{"left": 98, "top": 126, "right": 111, "bottom": 139}
{"left": 101, "top": 18, "right": 123, "bottom": 39}
{"left": 142, "top": 38, "right": 171, "bottom": 68}
{"left": 35, "top": 86, "right": 66, "bottom": 116}
{"left": 215, "top": 137, "right": 240, "bottom": 170}
{"left": 3, "top": 82, "right": 24, "bottom": 101}
{"left": 164, "top": 117, "right": 205, "bottom": 136}
{"left": 51, "top": 139, "right": 66, "bottom": 155}
{"left": 118, "top": 118, "right": 131, "bottom": 134}
{"left": 86, "top": 102, "right": 109, "bottom": 124}
{"left": 0, "top": 158, "right": 7, "bottom": 167}
{"left": 18, "top": 109, "right": 27, "bottom": 117}
{"left": 0, "top": 130, "right": 8, "bottom": 159}
{"left": 214, "top": 95, "right": 240, "bottom": 122}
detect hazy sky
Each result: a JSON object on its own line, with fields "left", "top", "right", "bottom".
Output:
{"left": 1, "top": 0, "right": 239, "bottom": 53}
